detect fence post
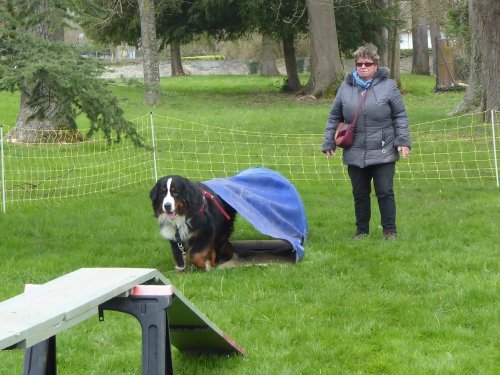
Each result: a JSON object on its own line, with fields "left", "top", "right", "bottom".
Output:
{"left": 491, "top": 109, "right": 499, "bottom": 188}
{"left": 1, "top": 125, "right": 6, "bottom": 213}
{"left": 150, "top": 112, "right": 158, "bottom": 182}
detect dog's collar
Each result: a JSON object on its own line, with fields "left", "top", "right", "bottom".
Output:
{"left": 198, "top": 188, "right": 231, "bottom": 220}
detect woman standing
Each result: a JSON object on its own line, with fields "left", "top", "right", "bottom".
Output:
{"left": 322, "top": 44, "right": 411, "bottom": 240}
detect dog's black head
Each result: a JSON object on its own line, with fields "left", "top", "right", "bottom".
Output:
{"left": 149, "top": 175, "right": 201, "bottom": 219}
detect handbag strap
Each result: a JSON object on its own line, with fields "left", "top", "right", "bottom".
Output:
{"left": 349, "top": 88, "right": 370, "bottom": 130}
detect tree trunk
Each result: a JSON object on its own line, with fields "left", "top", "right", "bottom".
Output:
{"left": 429, "top": 19, "right": 440, "bottom": 76}
{"left": 170, "top": 41, "right": 186, "bottom": 76}
{"left": 375, "top": 0, "right": 389, "bottom": 67}
{"left": 260, "top": 34, "right": 280, "bottom": 76}
{"left": 282, "top": 35, "right": 302, "bottom": 92}
{"left": 477, "top": 0, "right": 500, "bottom": 114}
{"left": 387, "top": 0, "right": 401, "bottom": 87}
{"left": 379, "top": 26, "right": 389, "bottom": 67}
{"left": 450, "top": 0, "right": 482, "bottom": 114}
{"left": 303, "top": 0, "right": 343, "bottom": 98}
{"left": 411, "top": 0, "right": 430, "bottom": 75}
{"left": 138, "top": 0, "right": 162, "bottom": 105}
{"left": 7, "top": 89, "right": 78, "bottom": 143}
{"left": 451, "top": 0, "right": 499, "bottom": 116}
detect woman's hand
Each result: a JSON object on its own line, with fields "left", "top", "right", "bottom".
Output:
{"left": 325, "top": 149, "right": 335, "bottom": 159}
{"left": 398, "top": 146, "right": 410, "bottom": 159}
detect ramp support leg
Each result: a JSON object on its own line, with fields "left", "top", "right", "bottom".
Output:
{"left": 23, "top": 336, "right": 56, "bottom": 375}
{"left": 99, "top": 294, "right": 173, "bottom": 375}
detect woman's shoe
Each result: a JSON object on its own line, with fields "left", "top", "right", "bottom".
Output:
{"left": 351, "top": 231, "right": 369, "bottom": 240}
{"left": 383, "top": 229, "right": 397, "bottom": 241}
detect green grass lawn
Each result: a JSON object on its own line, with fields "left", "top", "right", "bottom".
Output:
{"left": 0, "top": 74, "right": 498, "bottom": 374}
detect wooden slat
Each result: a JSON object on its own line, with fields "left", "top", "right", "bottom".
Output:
{"left": 0, "top": 268, "right": 167, "bottom": 350}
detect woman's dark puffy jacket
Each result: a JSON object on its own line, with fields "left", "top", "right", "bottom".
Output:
{"left": 322, "top": 67, "right": 411, "bottom": 168}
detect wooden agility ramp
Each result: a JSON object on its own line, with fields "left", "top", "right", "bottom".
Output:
{"left": 0, "top": 268, "right": 244, "bottom": 374}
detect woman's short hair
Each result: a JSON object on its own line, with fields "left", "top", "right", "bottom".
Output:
{"left": 353, "top": 44, "right": 380, "bottom": 64}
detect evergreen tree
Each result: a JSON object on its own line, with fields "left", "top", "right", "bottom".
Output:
{"left": 0, "top": 0, "right": 141, "bottom": 144}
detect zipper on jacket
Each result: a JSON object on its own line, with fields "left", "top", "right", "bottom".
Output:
{"left": 381, "top": 129, "right": 386, "bottom": 153}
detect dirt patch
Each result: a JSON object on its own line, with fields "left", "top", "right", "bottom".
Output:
{"left": 102, "top": 57, "right": 416, "bottom": 79}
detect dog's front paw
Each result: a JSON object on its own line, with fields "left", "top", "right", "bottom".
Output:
{"left": 204, "top": 260, "right": 212, "bottom": 271}
{"left": 175, "top": 265, "right": 186, "bottom": 272}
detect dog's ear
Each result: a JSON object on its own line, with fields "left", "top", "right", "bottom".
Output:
{"left": 186, "top": 178, "right": 199, "bottom": 197}
{"left": 149, "top": 183, "right": 162, "bottom": 218}
{"left": 149, "top": 183, "right": 158, "bottom": 204}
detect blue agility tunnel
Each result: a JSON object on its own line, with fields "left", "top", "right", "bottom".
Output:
{"left": 204, "top": 167, "right": 307, "bottom": 262}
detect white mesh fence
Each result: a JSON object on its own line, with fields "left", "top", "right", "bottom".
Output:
{"left": 1, "top": 110, "right": 498, "bottom": 212}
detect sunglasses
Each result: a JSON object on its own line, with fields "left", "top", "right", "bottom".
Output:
{"left": 356, "top": 62, "right": 374, "bottom": 67}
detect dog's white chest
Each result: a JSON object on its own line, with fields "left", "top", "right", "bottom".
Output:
{"left": 158, "top": 216, "right": 191, "bottom": 243}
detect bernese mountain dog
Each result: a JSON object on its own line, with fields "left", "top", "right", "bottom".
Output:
{"left": 149, "top": 175, "right": 236, "bottom": 271}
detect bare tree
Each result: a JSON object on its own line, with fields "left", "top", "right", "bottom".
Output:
{"left": 304, "top": 0, "right": 343, "bottom": 98}
{"left": 282, "top": 35, "right": 302, "bottom": 91}
{"left": 387, "top": 0, "right": 401, "bottom": 86}
{"left": 170, "top": 41, "right": 186, "bottom": 76}
{"left": 138, "top": 0, "right": 162, "bottom": 104}
{"left": 426, "top": 0, "right": 451, "bottom": 76}
{"left": 375, "top": 0, "right": 389, "bottom": 66}
{"left": 411, "top": 0, "right": 430, "bottom": 75}
{"left": 452, "top": 0, "right": 500, "bottom": 117}
{"left": 260, "top": 34, "right": 280, "bottom": 76}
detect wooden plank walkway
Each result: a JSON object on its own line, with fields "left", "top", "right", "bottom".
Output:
{"left": 0, "top": 268, "right": 167, "bottom": 350}
{"left": 0, "top": 267, "right": 244, "bottom": 357}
